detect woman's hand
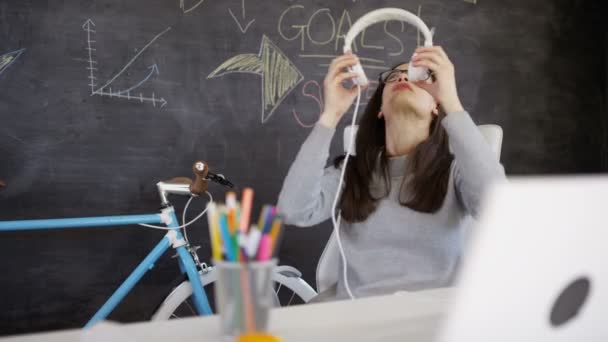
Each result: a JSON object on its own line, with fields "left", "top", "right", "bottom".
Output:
{"left": 318, "top": 52, "right": 366, "bottom": 128}
{"left": 412, "top": 46, "right": 464, "bottom": 114}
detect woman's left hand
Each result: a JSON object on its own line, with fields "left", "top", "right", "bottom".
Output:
{"left": 412, "top": 46, "right": 464, "bottom": 113}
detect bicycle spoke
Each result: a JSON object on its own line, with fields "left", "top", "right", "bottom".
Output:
{"left": 275, "top": 283, "right": 283, "bottom": 295}
{"left": 287, "top": 291, "right": 296, "bottom": 306}
{"left": 184, "top": 298, "right": 196, "bottom": 315}
{"left": 273, "top": 281, "right": 299, "bottom": 307}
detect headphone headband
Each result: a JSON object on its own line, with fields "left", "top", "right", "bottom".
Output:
{"left": 343, "top": 8, "right": 433, "bottom": 53}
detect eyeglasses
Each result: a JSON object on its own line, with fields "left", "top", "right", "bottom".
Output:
{"left": 378, "top": 68, "right": 433, "bottom": 83}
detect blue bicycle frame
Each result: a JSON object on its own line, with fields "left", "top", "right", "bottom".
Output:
{"left": 0, "top": 206, "right": 213, "bottom": 327}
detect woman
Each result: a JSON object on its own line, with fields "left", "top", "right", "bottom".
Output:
{"left": 277, "top": 47, "right": 506, "bottom": 301}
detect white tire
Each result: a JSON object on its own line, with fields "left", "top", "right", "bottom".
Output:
{"left": 152, "top": 265, "right": 317, "bottom": 320}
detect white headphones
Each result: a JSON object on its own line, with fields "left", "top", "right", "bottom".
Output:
{"left": 343, "top": 8, "right": 434, "bottom": 86}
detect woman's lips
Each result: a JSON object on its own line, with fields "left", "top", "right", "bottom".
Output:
{"left": 392, "top": 83, "right": 412, "bottom": 91}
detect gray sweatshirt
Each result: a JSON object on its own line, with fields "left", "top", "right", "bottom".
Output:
{"left": 277, "top": 111, "right": 506, "bottom": 299}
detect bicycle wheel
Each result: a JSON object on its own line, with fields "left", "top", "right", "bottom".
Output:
{"left": 151, "top": 265, "right": 317, "bottom": 320}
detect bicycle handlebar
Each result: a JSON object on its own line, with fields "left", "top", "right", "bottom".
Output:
{"left": 156, "top": 161, "right": 234, "bottom": 206}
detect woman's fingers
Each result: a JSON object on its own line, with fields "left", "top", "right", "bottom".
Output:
{"left": 415, "top": 45, "right": 446, "bottom": 54}
{"left": 412, "top": 59, "right": 440, "bottom": 74}
{"left": 415, "top": 46, "right": 451, "bottom": 64}
{"left": 413, "top": 46, "right": 455, "bottom": 77}
{"left": 328, "top": 59, "right": 359, "bottom": 82}
{"left": 412, "top": 52, "right": 443, "bottom": 67}
{"left": 334, "top": 71, "right": 359, "bottom": 84}
{"left": 329, "top": 53, "right": 355, "bottom": 69}
{"left": 327, "top": 54, "right": 359, "bottom": 81}
{"left": 435, "top": 46, "right": 449, "bottom": 60}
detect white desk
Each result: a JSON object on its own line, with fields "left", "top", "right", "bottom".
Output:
{"left": 2, "top": 288, "right": 454, "bottom": 342}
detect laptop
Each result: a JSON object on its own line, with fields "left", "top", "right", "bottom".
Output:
{"left": 437, "top": 176, "right": 608, "bottom": 341}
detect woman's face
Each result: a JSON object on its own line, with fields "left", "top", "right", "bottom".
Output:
{"left": 380, "top": 63, "right": 437, "bottom": 121}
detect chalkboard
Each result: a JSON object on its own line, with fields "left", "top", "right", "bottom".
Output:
{"left": 0, "top": 0, "right": 606, "bottom": 335}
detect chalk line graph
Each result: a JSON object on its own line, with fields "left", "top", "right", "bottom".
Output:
{"left": 180, "top": 0, "right": 205, "bottom": 14}
{"left": 82, "top": 19, "right": 170, "bottom": 108}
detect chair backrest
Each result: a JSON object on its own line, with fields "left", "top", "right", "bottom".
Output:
{"left": 343, "top": 124, "right": 503, "bottom": 159}
{"left": 315, "top": 124, "right": 503, "bottom": 293}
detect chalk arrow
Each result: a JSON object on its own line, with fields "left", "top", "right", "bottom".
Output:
{"left": 228, "top": 0, "right": 255, "bottom": 33}
{"left": 82, "top": 18, "right": 95, "bottom": 31}
{"left": 208, "top": 35, "right": 303, "bottom": 123}
{"left": 0, "top": 48, "right": 26, "bottom": 77}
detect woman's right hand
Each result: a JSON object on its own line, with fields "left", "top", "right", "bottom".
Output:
{"left": 319, "top": 53, "right": 365, "bottom": 128}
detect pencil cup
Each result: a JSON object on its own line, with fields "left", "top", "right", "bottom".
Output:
{"left": 214, "top": 259, "right": 278, "bottom": 340}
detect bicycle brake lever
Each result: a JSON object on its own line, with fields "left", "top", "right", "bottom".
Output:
{"left": 206, "top": 172, "right": 235, "bottom": 188}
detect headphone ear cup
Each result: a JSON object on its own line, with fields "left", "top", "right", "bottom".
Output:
{"left": 408, "top": 58, "right": 430, "bottom": 82}
{"left": 349, "top": 63, "right": 369, "bottom": 86}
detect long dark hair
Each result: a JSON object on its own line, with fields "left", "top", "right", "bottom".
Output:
{"left": 336, "top": 69, "right": 454, "bottom": 222}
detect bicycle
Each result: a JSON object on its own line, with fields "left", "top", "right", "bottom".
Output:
{"left": 0, "top": 161, "right": 317, "bottom": 326}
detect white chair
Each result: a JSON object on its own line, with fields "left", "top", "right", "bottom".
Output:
{"left": 316, "top": 124, "right": 503, "bottom": 294}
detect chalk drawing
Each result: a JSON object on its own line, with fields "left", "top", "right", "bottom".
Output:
{"left": 228, "top": 0, "right": 255, "bottom": 33}
{"left": 82, "top": 19, "right": 169, "bottom": 108}
{"left": 180, "top": 0, "right": 205, "bottom": 14}
{"left": 207, "top": 35, "right": 304, "bottom": 123}
{"left": 0, "top": 48, "right": 25, "bottom": 78}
